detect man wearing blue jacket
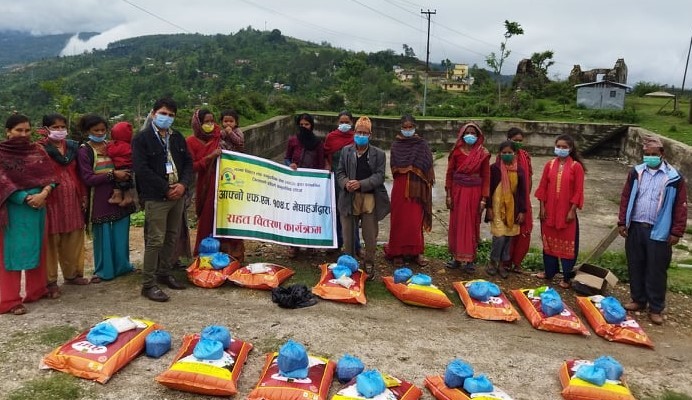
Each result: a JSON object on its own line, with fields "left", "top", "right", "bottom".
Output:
{"left": 617, "top": 135, "right": 687, "bottom": 325}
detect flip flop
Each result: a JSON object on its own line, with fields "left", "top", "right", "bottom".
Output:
{"left": 10, "top": 304, "right": 27, "bottom": 315}
{"left": 558, "top": 281, "right": 571, "bottom": 289}
{"left": 90, "top": 276, "right": 102, "bottom": 284}
{"left": 65, "top": 276, "right": 90, "bottom": 285}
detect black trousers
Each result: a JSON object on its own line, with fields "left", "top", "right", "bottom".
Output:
{"left": 625, "top": 222, "right": 671, "bottom": 313}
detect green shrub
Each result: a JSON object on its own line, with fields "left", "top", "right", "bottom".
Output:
{"left": 130, "top": 211, "right": 145, "bottom": 227}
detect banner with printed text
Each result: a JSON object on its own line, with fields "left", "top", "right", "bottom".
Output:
{"left": 213, "top": 150, "right": 337, "bottom": 248}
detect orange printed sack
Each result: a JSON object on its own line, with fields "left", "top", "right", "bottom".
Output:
{"left": 511, "top": 288, "right": 590, "bottom": 336}
{"left": 156, "top": 333, "right": 253, "bottom": 396}
{"left": 383, "top": 276, "right": 453, "bottom": 309}
{"left": 576, "top": 296, "right": 654, "bottom": 348}
{"left": 453, "top": 281, "right": 520, "bottom": 321}
{"left": 187, "top": 257, "right": 241, "bottom": 288}
{"left": 334, "top": 373, "right": 423, "bottom": 400}
{"left": 247, "top": 352, "right": 336, "bottom": 400}
{"left": 312, "top": 263, "right": 367, "bottom": 305}
{"left": 228, "top": 263, "right": 295, "bottom": 290}
{"left": 559, "top": 359, "right": 635, "bottom": 400}
{"left": 424, "top": 375, "right": 514, "bottom": 400}
{"left": 41, "top": 317, "right": 159, "bottom": 383}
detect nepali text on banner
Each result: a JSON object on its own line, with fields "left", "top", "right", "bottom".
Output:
{"left": 213, "top": 151, "right": 337, "bottom": 248}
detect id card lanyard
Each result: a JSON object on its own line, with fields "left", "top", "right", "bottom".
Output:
{"left": 154, "top": 127, "right": 173, "bottom": 174}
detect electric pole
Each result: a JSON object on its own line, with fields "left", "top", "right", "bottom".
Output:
{"left": 682, "top": 35, "right": 692, "bottom": 123}
{"left": 421, "top": 9, "right": 436, "bottom": 116}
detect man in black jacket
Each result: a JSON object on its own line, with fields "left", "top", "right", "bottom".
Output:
{"left": 132, "top": 97, "right": 193, "bottom": 302}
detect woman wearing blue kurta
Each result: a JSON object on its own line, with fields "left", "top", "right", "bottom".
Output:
{"left": 0, "top": 114, "right": 57, "bottom": 315}
{"left": 77, "top": 114, "right": 135, "bottom": 281}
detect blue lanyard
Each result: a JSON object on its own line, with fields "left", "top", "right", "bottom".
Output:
{"left": 153, "top": 126, "right": 169, "bottom": 153}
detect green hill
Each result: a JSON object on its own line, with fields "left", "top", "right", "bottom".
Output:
{"left": 0, "top": 30, "right": 99, "bottom": 68}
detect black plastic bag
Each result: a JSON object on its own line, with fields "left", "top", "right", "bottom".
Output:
{"left": 271, "top": 284, "right": 318, "bottom": 308}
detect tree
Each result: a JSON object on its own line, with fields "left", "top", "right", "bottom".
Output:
{"left": 530, "top": 50, "right": 555, "bottom": 78}
{"left": 441, "top": 58, "right": 452, "bottom": 77}
{"left": 485, "top": 20, "right": 524, "bottom": 104}
{"left": 402, "top": 44, "right": 416, "bottom": 58}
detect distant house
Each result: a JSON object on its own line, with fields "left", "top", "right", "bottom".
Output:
{"left": 440, "top": 63, "right": 473, "bottom": 92}
{"left": 575, "top": 80, "right": 631, "bottom": 110}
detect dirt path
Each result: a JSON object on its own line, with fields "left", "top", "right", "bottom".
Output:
{"left": 1, "top": 156, "right": 691, "bottom": 399}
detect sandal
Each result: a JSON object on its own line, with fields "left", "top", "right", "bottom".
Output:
{"left": 46, "top": 284, "right": 61, "bottom": 299}
{"left": 558, "top": 281, "right": 571, "bottom": 289}
{"left": 65, "top": 276, "right": 90, "bottom": 285}
{"left": 415, "top": 255, "right": 429, "bottom": 267}
{"left": 10, "top": 304, "right": 27, "bottom": 315}
{"left": 90, "top": 276, "right": 102, "bottom": 284}
{"left": 534, "top": 272, "right": 548, "bottom": 279}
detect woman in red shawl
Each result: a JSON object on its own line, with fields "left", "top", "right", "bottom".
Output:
{"left": 386, "top": 114, "right": 434, "bottom": 266}
{"left": 187, "top": 108, "right": 245, "bottom": 262}
{"left": 445, "top": 122, "right": 490, "bottom": 272}
{"left": 506, "top": 127, "right": 533, "bottom": 272}
{"left": 0, "top": 114, "right": 57, "bottom": 315}
{"left": 534, "top": 134, "right": 585, "bottom": 288}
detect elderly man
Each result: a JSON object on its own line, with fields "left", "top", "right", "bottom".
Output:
{"left": 617, "top": 136, "right": 687, "bottom": 325}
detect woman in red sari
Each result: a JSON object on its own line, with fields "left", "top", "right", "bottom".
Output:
{"left": 445, "top": 122, "right": 490, "bottom": 272}
{"left": 386, "top": 114, "right": 434, "bottom": 266}
{"left": 506, "top": 127, "right": 533, "bottom": 272}
{"left": 187, "top": 109, "right": 245, "bottom": 262}
{"left": 534, "top": 134, "right": 585, "bottom": 288}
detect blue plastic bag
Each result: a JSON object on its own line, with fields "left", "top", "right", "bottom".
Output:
{"left": 336, "top": 354, "right": 365, "bottom": 383}
{"left": 356, "top": 370, "right": 386, "bottom": 398}
{"left": 410, "top": 273, "right": 432, "bottom": 286}
{"left": 600, "top": 297, "right": 626, "bottom": 324}
{"left": 145, "top": 330, "right": 172, "bottom": 358}
{"left": 593, "top": 356, "right": 624, "bottom": 381}
{"left": 86, "top": 322, "right": 119, "bottom": 346}
{"left": 193, "top": 338, "right": 224, "bottom": 360}
{"left": 201, "top": 325, "right": 232, "bottom": 350}
{"left": 337, "top": 254, "right": 359, "bottom": 273}
{"left": 468, "top": 281, "right": 491, "bottom": 301}
{"left": 463, "top": 374, "right": 494, "bottom": 394}
{"left": 575, "top": 364, "right": 606, "bottom": 386}
{"left": 540, "top": 288, "right": 564, "bottom": 317}
{"left": 277, "top": 340, "right": 309, "bottom": 379}
{"left": 393, "top": 267, "right": 413, "bottom": 284}
{"left": 443, "top": 359, "right": 474, "bottom": 388}
{"left": 199, "top": 236, "right": 220, "bottom": 256}
{"left": 332, "top": 264, "right": 353, "bottom": 279}
{"left": 486, "top": 282, "right": 501, "bottom": 297}
{"left": 211, "top": 252, "right": 231, "bottom": 270}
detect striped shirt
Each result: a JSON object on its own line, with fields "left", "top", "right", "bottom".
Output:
{"left": 631, "top": 163, "right": 668, "bottom": 224}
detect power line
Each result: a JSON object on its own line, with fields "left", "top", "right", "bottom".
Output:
{"left": 120, "top": 0, "right": 191, "bottom": 33}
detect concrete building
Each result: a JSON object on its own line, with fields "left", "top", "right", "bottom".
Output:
{"left": 440, "top": 63, "right": 473, "bottom": 92}
{"left": 575, "top": 80, "right": 631, "bottom": 110}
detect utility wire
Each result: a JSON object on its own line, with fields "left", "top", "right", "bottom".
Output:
{"left": 121, "top": 0, "right": 191, "bottom": 33}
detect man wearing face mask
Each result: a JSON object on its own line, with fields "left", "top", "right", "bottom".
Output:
{"left": 132, "top": 97, "right": 193, "bottom": 302}
{"left": 617, "top": 136, "right": 687, "bottom": 325}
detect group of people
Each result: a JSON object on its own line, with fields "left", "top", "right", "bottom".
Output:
{"left": 0, "top": 101, "right": 687, "bottom": 324}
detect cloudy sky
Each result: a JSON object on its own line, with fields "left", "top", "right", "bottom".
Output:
{"left": 3, "top": 0, "right": 691, "bottom": 86}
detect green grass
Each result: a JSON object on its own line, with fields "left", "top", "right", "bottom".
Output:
{"left": 6, "top": 373, "right": 88, "bottom": 400}
{"left": 37, "top": 325, "right": 80, "bottom": 347}
{"left": 644, "top": 391, "right": 692, "bottom": 400}
{"left": 668, "top": 266, "right": 692, "bottom": 295}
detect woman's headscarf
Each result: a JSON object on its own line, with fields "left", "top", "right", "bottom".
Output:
{"left": 295, "top": 113, "right": 320, "bottom": 151}
{"left": 453, "top": 122, "right": 489, "bottom": 174}
{"left": 191, "top": 109, "right": 221, "bottom": 142}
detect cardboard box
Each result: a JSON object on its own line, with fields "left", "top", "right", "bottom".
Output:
{"left": 572, "top": 263, "right": 619, "bottom": 295}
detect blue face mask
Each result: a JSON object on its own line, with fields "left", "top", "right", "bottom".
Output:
{"left": 401, "top": 129, "right": 415, "bottom": 137}
{"left": 463, "top": 134, "right": 478, "bottom": 145}
{"left": 89, "top": 134, "right": 106, "bottom": 143}
{"left": 643, "top": 155, "right": 662, "bottom": 168}
{"left": 354, "top": 134, "right": 369, "bottom": 147}
{"left": 154, "top": 113, "right": 175, "bottom": 129}
{"left": 338, "top": 123, "right": 351, "bottom": 133}
{"left": 554, "top": 147, "right": 570, "bottom": 158}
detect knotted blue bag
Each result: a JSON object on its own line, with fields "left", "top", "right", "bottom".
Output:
{"left": 486, "top": 281, "right": 501, "bottom": 297}
{"left": 393, "top": 267, "right": 413, "bottom": 284}
{"left": 336, "top": 354, "right": 365, "bottom": 383}
{"left": 201, "top": 325, "right": 232, "bottom": 350}
{"left": 332, "top": 264, "right": 353, "bottom": 279}
{"left": 199, "top": 236, "right": 220, "bottom": 256}
{"left": 145, "top": 330, "right": 172, "bottom": 358}
{"left": 277, "top": 340, "right": 309, "bottom": 379}
{"left": 86, "top": 322, "right": 119, "bottom": 346}
{"left": 468, "top": 281, "right": 496, "bottom": 302}
{"left": 193, "top": 338, "right": 224, "bottom": 360}
{"left": 600, "top": 297, "right": 626, "bottom": 324}
{"left": 211, "top": 252, "right": 231, "bottom": 270}
{"left": 356, "top": 370, "right": 386, "bottom": 398}
{"left": 463, "top": 374, "right": 494, "bottom": 394}
{"left": 410, "top": 273, "right": 432, "bottom": 286}
{"left": 337, "top": 254, "right": 359, "bottom": 273}
{"left": 575, "top": 364, "right": 606, "bottom": 386}
{"left": 593, "top": 356, "right": 624, "bottom": 381}
{"left": 443, "top": 359, "right": 474, "bottom": 388}
{"left": 540, "top": 288, "right": 564, "bottom": 317}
